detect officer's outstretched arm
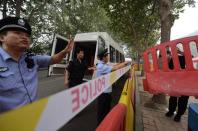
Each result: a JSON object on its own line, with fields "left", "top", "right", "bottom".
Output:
{"left": 50, "top": 39, "right": 74, "bottom": 64}
{"left": 111, "top": 61, "right": 130, "bottom": 71}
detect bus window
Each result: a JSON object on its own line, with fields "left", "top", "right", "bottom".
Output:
{"left": 98, "top": 36, "right": 106, "bottom": 55}
{"left": 119, "top": 53, "right": 122, "bottom": 62}
{"left": 116, "top": 50, "right": 120, "bottom": 62}
{"left": 120, "top": 54, "right": 122, "bottom": 62}
{"left": 54, "top": 37, "right": 68, "bottom": 54}
{"left": 54, "top": 36, "right": 69, "bottom": 64}
{"left": 48, "top": 34, "right": 69, "bottom": 76}
{"left": 120, "top": 54, "right": 123, "bottom": 62}
{"left": 110, "top": 46, "right": 116, "bottom": 62}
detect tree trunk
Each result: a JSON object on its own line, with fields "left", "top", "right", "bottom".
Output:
{"left": 16, "top": 0, "right": 23, "bottom": 17}
{"left": 2, "top": 0, "right": 7, "bottom": 18}
{"left": 159, "top": 0, "right": 172, "bottom": 43}
{"left": 151, "top": 0, "right": 172, "bottom": 104}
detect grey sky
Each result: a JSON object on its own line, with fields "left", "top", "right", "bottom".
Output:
{"left": 171, "top": 1, "right": 198, "bottom": 40}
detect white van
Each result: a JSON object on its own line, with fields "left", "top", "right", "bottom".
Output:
{"left": 48, "top": 32, "right": 125, "bottom": 81}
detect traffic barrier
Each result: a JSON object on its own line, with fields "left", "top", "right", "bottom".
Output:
{"left": 96, "top": 103, "right": 127, "bottom": 131}
{"left": 0, "top": 65, "right": 131, "bottom": 131}
{"left": 133, "top": 64, "right": 143, "bottom": 71}
{"left": 143, "top": 35, "right": 198, "bottom": 97}
{"left": 96, "top": 67, "right": 135, "bottom": 131}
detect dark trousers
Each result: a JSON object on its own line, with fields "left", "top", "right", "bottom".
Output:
{"left": 97, "top": 93, "right": 112, "bottom": 125}
{"left": 168, "top": 96, "right": 189, "bottom": 116}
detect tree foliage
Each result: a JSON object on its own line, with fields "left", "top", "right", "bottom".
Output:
{"left": 0, "top": 0, "right": 111, "bottom": 54}
{"left": 100, "top": 0, "right": 160, "bottom": 57}
{"left": 0, "top": 0, "right": 195, "bottom": 57}
{"left": 157, "top": 0, "right": 195, "bottom": 43}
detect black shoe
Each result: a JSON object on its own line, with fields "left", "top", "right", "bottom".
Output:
{"left": 165, "top": 111, "right": 174, "bottom": 117}
{"left": 174, "top": 115, "right": 181, "bottom": 122}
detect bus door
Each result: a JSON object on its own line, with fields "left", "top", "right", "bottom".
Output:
{"left": 71, "top": 41, "right": 97, "bottom": 80}
{"left": 48, "top": 34, "right": 70, "bottom": 76}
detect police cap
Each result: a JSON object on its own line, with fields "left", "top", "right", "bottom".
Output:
{"left": 0, "top": 17, "right": 32, "bottom": 35}
{"left": 98, "top": 48, "right": 109, "bottom": 59}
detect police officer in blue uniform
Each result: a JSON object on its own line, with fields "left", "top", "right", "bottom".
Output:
{"left": 96, "top": 48, "right": 130, "bottom": 124}
{"left": 0, "top": 17, "right": 73, "bottom": 113}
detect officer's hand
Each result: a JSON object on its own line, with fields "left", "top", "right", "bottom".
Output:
{"left": 88, "top": 66, "right": 96, "bottom": 71}
{"left": 64, "top": 37, "right": 74, "bottom": 53}
{"left": 124, "top": 61, "right": 131, "bottom": 66}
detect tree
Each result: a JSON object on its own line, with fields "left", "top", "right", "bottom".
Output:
{"left": 0, "top": 0, "right": 8, "bottom": 18}
{"left": 100, "top": 0, "right": 160, "bottom": 62}
{"left": 158, "top": 0, "right": 195, "bottom": 43}
{"left": 15, "top": 0, "right": 24, "bottom": 17}
{"left": 0, "top": 0, "right": 112, "bottom": 54}
{"left": 47, "top": 0, "right": 111, "bottom": 35}
{"left": 27, "top": 0, "right": 109, "bottom": 53}
{"left": 0, "top": 0, "right": 26, "bottom": 18}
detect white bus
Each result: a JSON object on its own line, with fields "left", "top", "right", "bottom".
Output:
{"left": 48, "top": 32, "right": 125, "bottom": 80}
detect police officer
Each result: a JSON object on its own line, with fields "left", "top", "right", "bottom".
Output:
{"left": 96, "top": 48, "right": 130, "bottom": 124}
{"left": 0, "top": 17, "right": 73, "bottom": 113}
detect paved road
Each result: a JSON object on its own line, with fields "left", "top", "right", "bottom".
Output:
{"left": 37, "top": 70, "right": 127, "bottom": 131}
{"left": 37, "top": 69, "right": 69, "bottom": 99}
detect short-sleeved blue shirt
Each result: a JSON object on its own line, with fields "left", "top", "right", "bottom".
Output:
{"left": 96, "top": 60, "right": 112, "bottom": 93}
{"left": 0, "top": 47, "right": 51, "bottom": 113}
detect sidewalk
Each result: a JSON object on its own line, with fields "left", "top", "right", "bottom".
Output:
{"left": 137, "top": 73, "right": 198, "bottom": 131}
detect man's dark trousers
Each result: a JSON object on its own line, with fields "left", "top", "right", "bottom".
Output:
{"left": 97, "top": 93, "right": 112, "bottom": 125}
{"left": 168, "top": 96, "right": 189, "bottom": 116}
